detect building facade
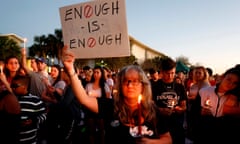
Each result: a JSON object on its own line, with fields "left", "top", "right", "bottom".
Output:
{"left": 129, "top": 35, "right": 166, "bottom": 64}
{"left": 0, "top": 33, "right": 25, "bottom": 46}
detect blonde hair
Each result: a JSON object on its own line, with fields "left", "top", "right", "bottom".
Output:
{"left": 192, "top": 66, "right": 209, "bottom": 84}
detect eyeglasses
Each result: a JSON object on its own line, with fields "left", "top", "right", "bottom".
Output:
{"left": 11, "top": 83, "right": 24, "bottom": 89}
{"left": 123, "top": 79, "right": 142, "bottom": 86}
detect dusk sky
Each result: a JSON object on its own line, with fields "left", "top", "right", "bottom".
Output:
{"left": 1, "top": 0, "right": 240, "bottom": 74}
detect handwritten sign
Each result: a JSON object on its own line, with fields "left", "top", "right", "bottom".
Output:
{"left": 59, "top": 0, "right": 130, "bottom": 59}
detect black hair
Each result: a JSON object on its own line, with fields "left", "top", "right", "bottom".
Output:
{"left": 83, "top": 65, "right": 91, "bottom": 71}
{"left": 206, "top": 67, "right": 213, "bottom": 76}
{"left": 149, "top": 68, "right": 157, "bottom": 75}
{"left": 219, "top": 67, "right": 240, "bottom": 96}
{"left": 4, "top": 55, "right": 22, "bottom": 77}
{"left": 12, "top": 75, "right": 31, "bottom": 90}
{"left": 91, "top": 65, "right": 107, "bottom": 98}
{"left": 160, "top": 57, "right": 176, "bottom": 71}
{"left": 51, "top": 64, "right": 62, "bottom": 86}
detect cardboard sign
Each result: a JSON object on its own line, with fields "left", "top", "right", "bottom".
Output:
{"left": 59, "top": 0, "right": 130, "bottom": 58}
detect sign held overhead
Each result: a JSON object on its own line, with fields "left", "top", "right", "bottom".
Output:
{"left": 59, "top": 0, "right": 130, "bottom": 59}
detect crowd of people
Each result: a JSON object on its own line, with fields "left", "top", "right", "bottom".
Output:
{"left": 0, "top": 45, "right": 240, "bottom": 144}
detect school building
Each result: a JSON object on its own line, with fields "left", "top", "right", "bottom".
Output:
{"left": 0, "top": 33, "right": 166, "bottom": 66}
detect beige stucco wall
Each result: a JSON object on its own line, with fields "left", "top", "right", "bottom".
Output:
{"left": 129, "top": 36, "right": 165, "bottom": 64}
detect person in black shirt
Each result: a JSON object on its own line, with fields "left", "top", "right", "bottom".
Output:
{"left": 149, "top": 68, "right": 161, "bottom": 100}
{"left": 152, "top": 57, "right": 187, "bottom": 144}
{"left": 61, "top": 46, "right": 172, "bottom": 144}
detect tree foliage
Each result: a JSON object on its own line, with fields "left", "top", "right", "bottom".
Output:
{"left": 141, "top": 56, "right": 169, "bottom": 71}
{"left": 0, "top": 36, "right": 21, "bottom": 59}
{"left": 28, "top": 29, "right": 63, "bottom": 63}
{"left": 176, "top": 55, "right": 191, "bottom": 67}
{"left": 27, "top": 29, "right": 140, "bottom": 70}
{"left": 95, "top": 55, "right": 137, "bottom": 71}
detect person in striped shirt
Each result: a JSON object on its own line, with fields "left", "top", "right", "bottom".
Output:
{"left": 11, "top": 75, "right": 47, "bottom": 144}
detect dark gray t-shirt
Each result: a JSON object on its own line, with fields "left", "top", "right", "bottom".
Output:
{"left": 27, "top": 71, "right": 47, "bottom": 97}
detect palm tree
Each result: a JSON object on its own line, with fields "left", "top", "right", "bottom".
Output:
{"left": 52, "top": 29, "right": 63, "bottom": 63}
{"left": 29, "top": 35, "right": 47, "bottom": 57}
{"left": 28, "top": 29, "right": 63, "bottom": 64}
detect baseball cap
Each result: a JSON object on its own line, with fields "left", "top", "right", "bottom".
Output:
{"left": 36, "top": 57, "right": 47, "bottom": 64}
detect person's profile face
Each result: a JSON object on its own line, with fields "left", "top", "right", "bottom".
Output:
{"left": 221, "top": 73, "right": 239, "bottom": 91}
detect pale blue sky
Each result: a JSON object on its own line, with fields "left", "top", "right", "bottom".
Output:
{"left": 1, "top": 0, "right": 240, "bottom": 74}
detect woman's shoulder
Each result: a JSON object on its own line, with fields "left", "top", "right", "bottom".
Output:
{"left": 201, "top": 81, "right": 211, "bottom": 88}
{"left": 55, "top": 80, "right": 66, "bottom": 85}
{"left": 86, "top": 82, "right": 93, "bottom": 87}
{"left": 199, "top": 85, "right": 215, "bottom": 92}
{"left": 57, "top": 80, "right": 66, "bottom": 83}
